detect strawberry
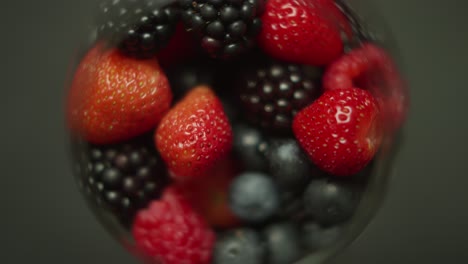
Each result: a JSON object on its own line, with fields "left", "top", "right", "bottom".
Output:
{"left": 258, "top": 0, "right": 346, "bottom": 66}
{"left": 167, "top": 158, "right": 241, "bottom": 228}
{"left": 155, "top": 86, "right": 233, "bottom": 179}
{"left": 66, "top": 44, "right": 172, "bottom": 144}
{"left": 323, "top": 43, "right": 409, "bottom": 132}
{"left": 292, "top": 88, "right": 382, "bottom": 176}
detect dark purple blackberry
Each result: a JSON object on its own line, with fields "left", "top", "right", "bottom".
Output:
{"left": 73, "top": 136, "right": 169, "bottom": 228}
{"left": 96, "top": 0, "right": 180, "bottom": 59}
{"left": 239, "top": 62, "right": 322, "bottom": 133}
{"left": 178, "top": 0, "right": 265, "bottom": 59}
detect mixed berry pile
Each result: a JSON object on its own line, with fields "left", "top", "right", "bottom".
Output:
{"left": 67, "top": 0, "right": 408, "bottom": 263}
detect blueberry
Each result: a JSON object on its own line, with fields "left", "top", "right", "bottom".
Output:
{"left": 301, "top": 222, "right": 342, "bottom": 251}
{"left": 213, "top": 228, "right": 266, "bottom": 264}
{"left": 303, "top": 179, "right": 361, "bottom": 226}
{"left": 275, "top": 190, "right": 305, "bottom": 221}
{"left": 229, "top": 172, "right": 279, "bottom": 222}
{"left": 263, "top": 222, "right": 302, "bottom": 264}
{"left": 266, "top": 138, "right": 319, "bottom": 189}
{"left": 232, "top": 124, "right": 268, "bottom": 171}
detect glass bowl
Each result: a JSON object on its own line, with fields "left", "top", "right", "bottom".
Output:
{"left": 65, "top": 0, "right": 409, "bottom": 263}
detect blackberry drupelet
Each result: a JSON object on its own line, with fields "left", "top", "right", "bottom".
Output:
{"left": 239, "top": 62, "right": 322, "bottom": 133}
{"left": 97, "top": 0, "right": 180, "bottom": 59}
{"left": 179, "top": 0, "right": 265, "bottom": 59}
{"left": 73, "top": 136, "right": 169, "bottom": 228}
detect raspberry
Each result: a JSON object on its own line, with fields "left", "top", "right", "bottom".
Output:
{"left": 132, "top": 188, "right": 215, "bottom": 264}
{"left": 323, "top": 43, "right": 409, "bottom": 132}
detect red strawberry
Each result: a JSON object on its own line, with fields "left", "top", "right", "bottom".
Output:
{"left": 66, "top": 44, "right": 172, "bottom": 144}
{"left": 323, "top": 43, "right": 409, "bottom": 132}
{"left": 132, "top": 189, "right": 215, "bottom": 264}
{"left": 155, "top": 86, "right": 233, "bottom": 179}
{"left": 293, "top": 88, "right": 382, "bottom": 176}
{"left": 167, "top": 158, "right": 241, "bottom": 228}
{"left": 258, "top": 0, "right": 346, "bottom": 66}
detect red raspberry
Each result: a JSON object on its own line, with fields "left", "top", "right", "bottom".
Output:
{"left": 323, "top": 43, "right": 409, "bottom": 132}
{"left": 132, "top": 189, "right": 215, "bottom": 264}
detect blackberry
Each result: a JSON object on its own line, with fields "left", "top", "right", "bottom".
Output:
{"left": 213, "top": 228, "right": 266, "bottom": 264}
{"left": 96, "top": 0, "right": 180, "bottom": 59}
{"left": 263, "top": 222, "right": 302, "bottom": 264}
{"left": 179, "top": 0, "right": 265, "bottom": 59}
{"left": 73, "top": 136, "right": 169, "bottom": 228}
{"left": 239, "top": 62, "right": 322, "bottom": 133}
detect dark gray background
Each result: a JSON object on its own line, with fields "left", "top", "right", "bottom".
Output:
{"left": 2, "top": 0, "right": 467, "bottom": 263}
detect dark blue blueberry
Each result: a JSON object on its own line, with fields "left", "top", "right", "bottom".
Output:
{"left": 303, "top": 179, "right": 361, "bottom": 226}
{"left": 301, "top": 222, "right": 342, "bottom": 251}
{"left": 263, "top": 222, "right": 302, "bottom": 264}
{"left": 213, "top": 228, "right": 266, "bottom": 264}
{"left": 266, "top": 138, "right": 319, "bottom": 189}
{"left": 229, "top": 172, "right": 279, "bottom": 222}
{"left": 232, "top": 124, "right": 268, "bottom": 171}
